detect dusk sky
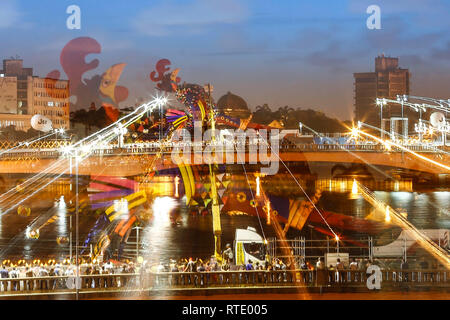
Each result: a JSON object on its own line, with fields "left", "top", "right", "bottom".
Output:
{"left": 1, "top": 0, "right": 450, "bottom": 120}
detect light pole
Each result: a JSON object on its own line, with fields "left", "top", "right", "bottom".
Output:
{"left": 69, "top": 155, "right": 73, "bottom": 261}
{"left": 376, "top": 98, "right": 387, "bottom": 139}
{"left": 133, "top": 226, "right": 143, "bottom": 260}
{"left": 397, "top": 95, "right": 408, "bottom": 139}
{"left": 75, "top": 149, "right": 79, "bottom": 300}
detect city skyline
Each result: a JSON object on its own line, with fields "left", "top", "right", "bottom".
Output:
{"left": 1, "top": 0, "right": 450, "bottom": 120}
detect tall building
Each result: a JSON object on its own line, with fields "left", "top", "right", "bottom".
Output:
{"left": 28, "top": 77, "right": 70, "bottom": 130}
{"left": 0, "top": 59, "right": 70, "bottom": 131}
{"left": 354, "top": 55, "right": 411, "bottom": 129}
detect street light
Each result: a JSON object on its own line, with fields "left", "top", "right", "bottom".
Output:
{"left": 376, "top": 98, "right": 387, "bottom": 138}
{"left": 155, "top": 96, "right": 167, "bottom": 142}
{"left": 74, "top": 149, "right": 80, "bottom": 300}
{"left": 133, "top": 226, "right": 143, "bottom": 260}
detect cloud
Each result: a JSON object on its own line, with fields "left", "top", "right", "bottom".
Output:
{"left": 305, "top": 42, "right": 349, "bottom": 68}
{"left": 348, "top": 0, "right": 446, "bottom": 14}
{"left": 431, "top": 42, "right": 450, "bottom": 61}
{"left": 132, "top": 0, "right": 248, "bottom": 36}
{"left": 0, "top": 0, "right": 20, "bottom": 28}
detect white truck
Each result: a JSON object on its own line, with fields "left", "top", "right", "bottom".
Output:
{"left": 234, "top": 227, "right": 267, "bottom": 266}
{"left": 373, "top": 229, "right": 450, "bottom": 257}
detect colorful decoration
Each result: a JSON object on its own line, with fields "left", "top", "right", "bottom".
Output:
{"left": 45, "top": 37, "right": 128, "bottom": 113}
{"left": 105, "top": 190, "right": 147, "bottom": 222}
{"left": 17, "top": 205, "right": 31, "bottom": 217}
{"left": 56, "top": 236, "right": 69, "bottom": 246}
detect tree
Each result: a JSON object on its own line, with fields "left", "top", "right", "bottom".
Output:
{"left": 251, "top": 104, "right": 348, "bottom": 132}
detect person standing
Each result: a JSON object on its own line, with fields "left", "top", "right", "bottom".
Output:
{"left": 0, "top": 265, "right": 9, "bottom": 291}
{"left": 9, "top": 267, "right": 18, "bottom": 291}
{"left": 48, "top": 268, "right": 56, "bottom": 290}
{"left": 222, "top": 244, "right": 234, "bottom": 265}
{"left": 25, "top": 267, "right": 34, "bottom": 291}
{"left": 315, "top": 257, "right": 327, "bottom": 294}
{"left": 39, "top": 265, "right": 49, "bottom": 290}
{"left": 400, "top": 258, "right": 409, "bottom": 293}
{"left": 349, "top": 258, "right": 358, "bottom": 282}
{"left": 184, "top": 258, "right": 197, "bottom": 273}
{"left": 336, "top": 258, "right": 344, "bottom": 283}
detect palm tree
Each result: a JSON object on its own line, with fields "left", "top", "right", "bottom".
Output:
{"left": 253, "top": 103, "right": 273, "bottom": 124}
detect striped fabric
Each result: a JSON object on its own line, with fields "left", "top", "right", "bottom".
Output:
{"left": 105, "top": 191, "right": 147, "bottom": 222}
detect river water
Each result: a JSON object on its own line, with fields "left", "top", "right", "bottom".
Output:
{"left": 0, "top": 176, "right": 448, "bottom": 263}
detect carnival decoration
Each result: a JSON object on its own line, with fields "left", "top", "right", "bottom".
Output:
{"left": 31, "top": 115, "right": 53, "bottom": 132}
{"left": 17, "top": 205, "right": 31, "bottom": 217}
{"left": 56, "top": 236, "right": 69, "bottom": 246}
{"left": 45, "top": 37, "right": 128, "bottom": 112}
{"left": 430, "top": 112, "right": 445, "bottom": 128}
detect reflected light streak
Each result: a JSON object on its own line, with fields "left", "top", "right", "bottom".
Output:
{"left": 357, "top": 181, "right": 450, "bottom": 269}
{"left": 352, "top": 179, "right": 358, "bottom": 195}
{"left": 354, "top": 128, "right": 450, "bottom": 172}
{"left": 57, "top": 196, "right": 67, "bottom": 235}
{"left": 385, "top": 205, "right": 391, "bottom": 223}
{"left": 152, "top": 196, "right": 177, "bottom": 226}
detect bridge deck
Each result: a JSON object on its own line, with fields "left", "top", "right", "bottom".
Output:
{"left": 0, "top": 146, "right": 447, "bottom": 175}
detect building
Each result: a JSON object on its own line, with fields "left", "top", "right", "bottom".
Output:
{"left": 28, "top": 77, "right": 70, "bottom": 130}
{"left": 0, "top": 58, "right": 70, "bottom": 131}
{"left": 0, "top": 76, "right": 17, "bottom": 114}
{"left": 0, "top": 114, "right": 33, "bottom": 131}
{"left": 216, "top": 91, "right": 251, "bottom": 119}
{"left": 354, "top": 55, "right": 411, "bottom": 130}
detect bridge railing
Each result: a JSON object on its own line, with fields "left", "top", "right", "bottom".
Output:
{"left": 0, "top": 143, "right": 448, "bottom": 159}
{"left": 146, "top": 269, "right": 449, "bottom": 289}
{"left": 0, "top": 269, "right": 448, "bottom": 296}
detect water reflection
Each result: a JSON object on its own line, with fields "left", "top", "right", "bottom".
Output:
{"left": 0, "top": 176, "right": 447, "bottom": 261}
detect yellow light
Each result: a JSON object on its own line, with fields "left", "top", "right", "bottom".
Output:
{"left": 351, "top": 179, "right": 358, "bottom": 195}
{"left": 256, "top": 176, "right": 261, "bottom": 197}
{"left": 335, "top": 235, "right": 339, "bottom": 241}
{"left": 137, "top": 256, "right": 144, "bottom": 264}
{"left": 385, "top": 205, "right": 391, "bottom": 223}
{"left": 360, "top": 131, "right": 449, "bottom": 171}
{"left": 152, "top": 196, "right": 177, "bottom": 225}
{"left": 174, "top": 176, "right": 180, "bottom": 198}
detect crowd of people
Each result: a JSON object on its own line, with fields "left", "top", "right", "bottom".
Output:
{"left": 0, "top": 260, "right": 138, "bottom": 292}
{"left": 0, "top": 253, "right": 442, "bottom": 293}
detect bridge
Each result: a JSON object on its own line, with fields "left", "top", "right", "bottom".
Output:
{"left": 0, "top": 268, "right": 448, "bottom": 299}
{"left": 0, "top": 142, "right": 447, "bottom": 176}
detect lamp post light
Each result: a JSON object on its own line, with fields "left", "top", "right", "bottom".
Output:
{"left": 414, "top": 119, "right": 429, "bottom": 142}
{"left": 74, "top": 149, "right": 80, "bottom": 300}
{"left": 397, "top": 95, "right": 409, "bottom": 139}
{"left": 133, "top": 226, "right": 143, "bottom": 260}
{"left": 155, "top": 96, "right": 167, "bottom": 143}
{"left": 376, "top": 98, "right": 387, "bottom": 139}
{"left": 336, "top": 235, "right": 340, "bottom": 254}
{"left": 114, "top": 126, "right": 127, "bottom": 148}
